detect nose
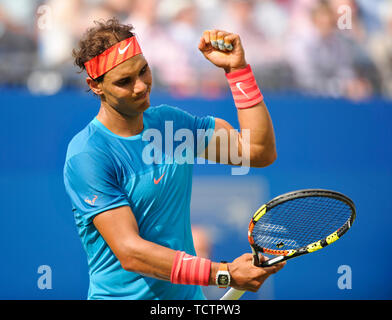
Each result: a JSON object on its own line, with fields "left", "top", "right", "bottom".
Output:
{"left": 134, "top": 77, "right": 148, "bottom": 95}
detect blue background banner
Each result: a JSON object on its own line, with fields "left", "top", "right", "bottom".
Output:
{"left": 1, "top": 88, "right": 391, "bottom": 299}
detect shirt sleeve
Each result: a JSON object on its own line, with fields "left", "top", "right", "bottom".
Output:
{"left": 63, "top": 151, "right": 130, "bottom": 225}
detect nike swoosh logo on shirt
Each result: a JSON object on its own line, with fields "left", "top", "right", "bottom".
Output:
{"left": 183, "top": 257, "right": 194, "bottom": 261}
{"left": 118, "top": 42, "right": 131, "bottom": 55}
{"left": 236, "top": 82, "right": 250, "bottom": 99}
{"left": 154, "top": 172, "right": 165, "bottom": 184}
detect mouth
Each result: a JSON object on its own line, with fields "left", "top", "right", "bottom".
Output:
{"left": 135, "top": 90, "right": 149, "bottom": 101}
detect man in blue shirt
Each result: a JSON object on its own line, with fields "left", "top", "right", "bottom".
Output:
{"left": 64, "top": 18, "right": 284, "bottom": 300}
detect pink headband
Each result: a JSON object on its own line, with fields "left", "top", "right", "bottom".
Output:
{"left": 84, "top": 36, "right": 142, "bottom": 79}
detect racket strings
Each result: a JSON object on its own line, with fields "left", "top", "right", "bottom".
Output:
{"left": 252, "top": 197, "right": 352, "bottom": 251}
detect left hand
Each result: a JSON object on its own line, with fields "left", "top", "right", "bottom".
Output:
{"left": 198, "top": 30, "right": 248, "bottom": 73}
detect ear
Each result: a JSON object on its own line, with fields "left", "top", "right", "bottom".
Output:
{"left": 86, "top": 77, "right": 104, "bottom": 96}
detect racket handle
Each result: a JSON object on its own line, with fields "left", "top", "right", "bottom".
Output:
{"left": 220, "top": 288, "right": 245, "bottom": 300}
{"left": 251, "top": 246, "right": 260, "bottom": 266}
{"left": 220, "top": 247, "right": 278, "bottom": 300}
{"left": 260, "top": 255, "right": 285, "bottom": 267}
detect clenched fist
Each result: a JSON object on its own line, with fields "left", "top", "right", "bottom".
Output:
{"left": 198, "top": 29, "right": 248, "bottom": 74}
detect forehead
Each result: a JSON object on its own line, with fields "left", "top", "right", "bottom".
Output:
{"left": 105, "top": 54, "right": 148, "bottom": 81}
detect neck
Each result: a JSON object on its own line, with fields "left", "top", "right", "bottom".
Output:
{"left": 96, "top": 103, "right": 144, "bottom": 137}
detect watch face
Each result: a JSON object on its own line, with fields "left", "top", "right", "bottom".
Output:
{"left": 218, "top": 274, "right": 229, "bottom": 285}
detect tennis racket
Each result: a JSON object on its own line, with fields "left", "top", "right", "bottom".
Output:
{"left": 220, "top": 189, "right": 356, "bottom": 300}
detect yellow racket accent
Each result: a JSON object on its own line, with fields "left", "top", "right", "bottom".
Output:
{"left": 287, "top": 250, "right": 296, "bottom": 257}
{"left": 307, "top": 240, "right": 323, "bottom": 253}
{"left": 326, "top": 232, "right": 339, "bottom": 245}
{"left": 253, "top": 205, "right": 267, "bottom": 222}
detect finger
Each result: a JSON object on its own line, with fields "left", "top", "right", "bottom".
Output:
{"left": 223, "top": 33, "right": 240, "bottom": 51}
{"left": 224, "top": 42, "right": 233, "bottom": 51}
{"left": 216, "top": 30, "right": 233, "bottom": 51}
{"left": 258, "top": 254, "right": 271, "bottom": 264}
{"left": 198, "top": 36, "right": 207, "bottom": 51}
{"left": 209, "top": 30, "right": 218, "bottom": 49}
{"left": 242, "top": 253, "right": 255, "bottom": 263}
{"left": 262, "top": 261, "right": 286, "bottom": 274}
{"left": 217, "top": 31, "right": 226, "bottom": 51}
{"left": 223, "top": 34, "right": 234, "bottom": 51}
{"left": 252, "top": 252, "right": 260, "bottom": 266}
{"left": 202, "top": 30, "right": 210, "bottom": 45}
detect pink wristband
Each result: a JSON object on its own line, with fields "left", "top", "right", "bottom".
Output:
{"left": 226, "top": 64, "right": 264, "bottom": 109}
{"left": 170, "top": 251, "right": 211, "bottom": 286}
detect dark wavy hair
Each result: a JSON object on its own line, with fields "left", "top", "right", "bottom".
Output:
{"left": 72, "top": 18, "right": 135, "bottom": 82}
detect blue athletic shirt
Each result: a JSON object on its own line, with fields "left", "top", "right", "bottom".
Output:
{"left": 63, "top": 104, "right": 215, "bottom": 300}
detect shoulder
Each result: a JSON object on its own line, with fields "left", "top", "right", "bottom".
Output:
{"left": 145, "top": 104, "right": 188, "bottom": 119}
{"left": 65, "top": 121, "right": 110, "bottom": 165}
{"left": 145, "top": 104, "right": 215, "bottom": 134}
{"left": 145, "top": 104, "right": 198, "bottom": 128}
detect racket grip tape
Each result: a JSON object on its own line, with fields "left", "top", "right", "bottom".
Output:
{"left": 220, "top": 288, "right": 245, "bottom": 300}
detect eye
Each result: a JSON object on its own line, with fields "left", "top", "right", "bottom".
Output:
{"left": 116, "top": 78, "right": 131, "bottom": 86}
{"left": 140, "top": 64, "right": 149, "bottom": 75}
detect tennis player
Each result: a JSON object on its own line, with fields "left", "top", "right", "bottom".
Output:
{"left": 64, "top": 18, "right": 285, "bottom": 300}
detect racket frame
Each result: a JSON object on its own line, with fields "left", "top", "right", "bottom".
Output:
{"left": 221, "top": 189, "right": 356, "bottom": 300}
{"left": 249, "top": 189, "right": 356, "bottom": 267}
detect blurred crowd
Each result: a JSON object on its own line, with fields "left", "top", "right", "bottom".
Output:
{"left": 0, "top": 0, "right": 391, "bottom": 100}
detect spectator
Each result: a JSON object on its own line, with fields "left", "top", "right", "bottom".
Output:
{"left": 254, "top": 0, "right": 290, "bottom": 40}
{"left": 158, "top": 0, "right": 204, "bottom": 96}
{"left": 329, "top": 0, "right": 367, "bottom": 43}
{"left": 287, "top": 0, "right": 318, "bottom": 36}
{"left": 355, "top": 0, "right": 384, "bottom": 34}
{"left": 286, "top": 0, "right": 378, "bottom": 100}
{"left": 37, "top": 0, "right": 82, "bottom": 69}
{"left": 217, "top": 0, "right": 294, "bottom": 91}
{"left": 35, "top": 0, "right": 116, "bottom": 90}
{"left": 0, "top": 0, "right": 41, "bottom": 86}
{"left": 159, "top": 0, "right": 227, "bottom": 98}
{"left": 123, "top": 0, "right": 195, "bottom": 97}
{"left": 367, "top": 1, "right": 392, "bottom": 98}
{"left": 101, "top": 0, "right": 132, "bottom": 22}
{"left": 0, "top": 0, "right": 389, "bottom": 100}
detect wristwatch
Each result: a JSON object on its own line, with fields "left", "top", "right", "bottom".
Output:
{"left": 215, "top": 261, "right": 231, "bottom": 288}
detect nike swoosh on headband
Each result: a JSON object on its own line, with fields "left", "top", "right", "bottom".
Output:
{"left": 84, "top": 36, "right": 142, "bottom": 79}
{"left": 118, "top": 42, "right": 131, "bottom": 55}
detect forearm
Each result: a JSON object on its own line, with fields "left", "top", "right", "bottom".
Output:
{"left": 121, "top": 236, "right": 285, "bottom": 291}
{"left": 120, "top": 236, "right": 176, "bottom": 281}
{"left": 209, "top": 262, "right": 220, "bottom": 285}
{"left": 223, "top": 63, "right": 277, "bottom": 167}
{"left": 224, "top": 72, "right": 276, "bottom": 167}
{"left": 94, "top": 206, "right": 219, "bottom": 285}
{"left": 121, "top": 236, "right": 221, "bottom": 286}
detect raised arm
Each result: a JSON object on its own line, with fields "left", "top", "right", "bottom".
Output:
{"left": 198, "top": 30, "right": 277, "bottom": 168}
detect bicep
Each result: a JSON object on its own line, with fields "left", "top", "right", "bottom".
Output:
{"left": 93, "top": 205, "right": 176, "bottom": 279}
{"left": 201, "top": 117, "right": 241, "bottom": 164}
{"left": 93, "top": 205, "right": 141, "bottom": 264}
